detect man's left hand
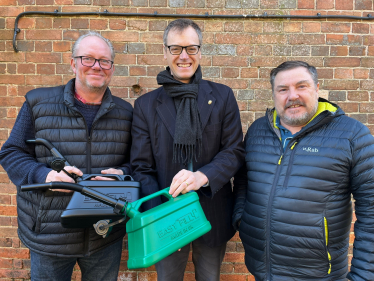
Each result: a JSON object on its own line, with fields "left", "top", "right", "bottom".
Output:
{"left": 169, "top": 169, "right": 208, "bottom": 197}
{"left": 91, "top": 168, "right": 124, "bottom": 181}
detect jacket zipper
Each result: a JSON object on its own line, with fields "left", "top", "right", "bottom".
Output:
{"left": 282, "top": 142, "right": 298, "bottom": 189}
{"left": 324, "top": 217, "right": 332, "bottom": 274}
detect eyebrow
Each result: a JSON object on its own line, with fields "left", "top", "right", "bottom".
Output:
{"left": 275, "top": 79, "right": 311, "bottom": 90}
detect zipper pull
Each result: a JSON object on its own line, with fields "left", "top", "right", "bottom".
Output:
{"left": 278, "top": 155, "right": 283, "bottom": 165}
{"left": 291, "top": 142, "right": 297, "bottom": 150}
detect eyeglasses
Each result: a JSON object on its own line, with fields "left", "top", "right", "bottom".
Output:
{"left": 166, "top": 45, "right": 201, "bottom": 55}
{"left": 74, "top": 56, "right": 114, "bottom": 70}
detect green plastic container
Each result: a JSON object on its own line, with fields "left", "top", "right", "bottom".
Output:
{"left": 125, "top": 188, "right": 211, "bottom": 269}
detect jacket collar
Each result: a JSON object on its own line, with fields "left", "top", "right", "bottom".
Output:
{"left": 63, "top": 78, "right": 115, "bottom": 122}
{"left": 156, "top": 79, "right": 216, "bottom": 138}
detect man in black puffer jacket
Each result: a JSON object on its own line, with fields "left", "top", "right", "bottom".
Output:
{"left": 233, "top": 60, "right": 374, "bottom": 281}
{"left": 0, "top": 32, "right": 132, "bottom": 281}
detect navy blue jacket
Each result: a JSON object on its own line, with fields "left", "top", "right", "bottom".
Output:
{"left": 234, "top": 99, "right": 374, "bottom": 281}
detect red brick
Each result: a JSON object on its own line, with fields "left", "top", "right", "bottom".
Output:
{"left": 109, "top": 19, "right": 127, "bottom": 30}
{"left": 361, "top": 80, "right": 374, "bottom": 91}
{"left": 335, "top": 69, "right": 353, "bottom": 79}
{"left": 248, "top": 100, "right": 274, "bottom": 111}
{"left": 212, "top": 57, "right": 247, "bottom": 67}
{"left": 0, "top": 258, "right": 12, "bottom": 269}
{"left": 137, "top": 55, "right": 164, "bottom": 66}
{"left": 90, "top": 19, "right": 108, "bottom": 30}
{"left": 55, "top": 0, "right": 73, "bottom": 4}
{"left": 224, "top": 22, "right": 244, "bottom": 32}
{"left": 284, "top": 22, "right": 301, "bottom": 33}
{"left": 236, "top": 45, "right": 254, "bottom": 56}
{"left": 261, "top": 0, "right": 277, "bottom": 8}
{"left": 352, "top": 23, "right": 369, "bottom": 34}
{"left": 212, "top": 78, "right": 247, "bottom": 89}
{"left": 348, "top": 91, "right": 369, "bottom": 102}
{"left": 111, "top": 77, "right": 137, "bottom": 87}
{"left": 128, "top": 20, "right": 148, "bottom": 31}
{"left": 0, "top": 75, "right": 24, "bottom": 85}
{"left": 316, "top": 0, "right": 334, "bottom": 9}
{"left": 35, "top": 18, "right": 52, "bottom": 29}
{"left": 355, "top": 0, "right": 372, "bottom": 10}
{"left": 53, "top": 18, "right": 70, "bottom": 29}
{"left": 35, "top": 41, "right": 52, "bottom": 52}
{"left": 223, "top": 252, "right": 245, "bottom": 263}
{"left": 37, "top": 64, "right": 55, "bottom": 75}
{"left": 129, "top": 66, "right": 146, "bottom": 76}
{"left": 241, "top": 68, "right": 258, "bottom": 78}
{"left": 26, "top": 52, "right": 61, "bottom": 63}
{"left": 339, "top": 102, "right": 359, "bottom": 113}
{"left": 317, "top": 68, "right": 333, "bottom": 79}
{"left": 53, "top": 41, "right": 71, "bottom": 52}
{"left": 330, "top": 46, "right": 348, "bottom": 56}
{"left": 221, "top": 274, "right": 247, "bottom": 281}
{"left": 140, "top": 32, "right": 164, "bottom": 43}
{"left": 25, "top": 75, "right": 62, "bottom": 86}
{"left": 215, "top": 34, "right": 249, "bottom": 45}
{"left": 298, "top": 0, "right": 314, "bottom": 8}
{"left": 18, "top": 64, "right": 35, "bottom": 74}
{"left": 326, "top": 34, "right": 362, "bottom": 45}
{"left": 353, "top": 69, "right": 369, "bottom": 79}
{"left": 0, "top": 0, "right": 16, "bottom": 5}
{"left": 325, "top": 58, "right": 360, "bottom": 67}
{"left": 102, "top": 31, "right": 139, "bottom": 42}
{"left": 26, "top": 30, "right": 62, "bottom": 40}
{"left": 0, "top": 52, "right": 25, "bottom": 63}
{"left": 0, "top": 269, "right": 31, "bottom": 279}
{"left": 250, "top": 57, "right": 285, "bottom": 67}
{"left": 322, "top": 22, "right": 350, "bottom": 33}
{"left": 145, "top": 44, "right": 163, "bottom": 55}
{"left": 71, "top": 19, "right": 89, "bottom": 29}
{"left": 289, "top": 34, "right": 325, "bottom": 45}
{"left": 336, "top": 0, "right": 353, "bottom": 10}
{"left": 324, "top": 80, "right": 359, "bottom": 90}
{"left": 0, "top": 7, "right": 24, "bottom": 17}
{"left": 222, "top": 68, "right": 239, "bottom": 78}
{"left": 0, "top": 195, "right": 11, "bottom": 205}
{"left": 362, "top": 58, "right": 374, "bottom": 68}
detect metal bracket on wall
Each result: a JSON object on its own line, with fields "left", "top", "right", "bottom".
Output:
{"left": 12, "top": 10, "right": 374, "bottom": 52}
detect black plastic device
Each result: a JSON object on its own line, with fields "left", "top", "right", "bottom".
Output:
{"left": 26, "top": 138, "right": 140, "bottom": 229}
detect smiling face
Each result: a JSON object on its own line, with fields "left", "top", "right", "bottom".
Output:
{"left": 273, "top": 66, "right": 319, "bottom": 133}
{"left": 71, "top": 36, "right": 115, "bottom": 96}
{"left": 163, "top": 26, "right": 201, "bottom": 83}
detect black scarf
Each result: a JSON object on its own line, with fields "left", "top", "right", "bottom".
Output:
{"left": 157, "top": 65, "right": 203, "bottom": 164}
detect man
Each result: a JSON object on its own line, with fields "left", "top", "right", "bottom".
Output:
{"left": 0, "top": 31, "right": 133, "bottom": 280}
{"left": 233, "top": 60, "right": 374, "bottom": 281}
{"left": 131, "top": 19, "right": 244, "bottom": 281}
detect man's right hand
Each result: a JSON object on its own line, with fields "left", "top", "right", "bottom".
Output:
{"left": 45, "top": 166, "right": 83, "bottom": 192}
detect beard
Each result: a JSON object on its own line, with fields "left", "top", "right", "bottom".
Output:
{"left": 278, "top": 100, "right": 318, "bottom": 127}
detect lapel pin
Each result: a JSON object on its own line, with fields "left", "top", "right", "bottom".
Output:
{"left": 208, "top": 100, "right": 212, "bottom": 105}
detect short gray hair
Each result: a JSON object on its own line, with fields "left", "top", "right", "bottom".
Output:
{"left": 72, "top": 31, "right": 115, "bottom": 61}
{"left": 270, "top": 61, "right": 318, "bottom": 92}
{"left": 163, "top": 18, "right": 203, "bottom": 46}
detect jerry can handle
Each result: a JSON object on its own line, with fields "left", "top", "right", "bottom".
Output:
{"left": 132, "top": 187, "right": 172, "bottom": 212}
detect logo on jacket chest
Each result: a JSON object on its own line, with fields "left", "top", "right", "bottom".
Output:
{"left": 302, "top": 147, "right": 319, "bottom": 153}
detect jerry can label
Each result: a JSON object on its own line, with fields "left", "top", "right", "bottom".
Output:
{"left": 157, "top": 209, "right": 199, "bottom": 241}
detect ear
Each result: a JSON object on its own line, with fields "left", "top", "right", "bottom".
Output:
{"left": 71, "top": 58, "right": 77, "bottom": 74}
{"left": 316, "top": 82, "right": 320, "bottom": 97}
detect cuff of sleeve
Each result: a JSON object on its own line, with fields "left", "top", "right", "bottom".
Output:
{"left": 32, "top": 165, "right": 52, "bottom": 184}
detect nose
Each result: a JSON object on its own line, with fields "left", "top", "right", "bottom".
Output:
{"left": 91, "top": 59, "right": 101, "bottom": 69}
{"left": 288, "top": 87, "right": 299, "bottom": 100}
{"left": 179, "top": 48, "right": 189, "bottom": 59}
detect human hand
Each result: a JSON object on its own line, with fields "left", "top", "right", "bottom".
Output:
{"left": 45, "top": 166, "right": 83, "bottom": 192}
{"left": 90, "top": 168, "right": 124, "bottom": 181}
{"left": 169, "top": 169, "right": 208, "bottom": 197}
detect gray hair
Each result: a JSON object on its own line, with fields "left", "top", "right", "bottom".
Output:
{"left": 270, "top": 61, "right": 318, "bottom": 92}
{"left": 163, "top": 18, "right": 203, "bottom": 46}
{"left": 72, "top": 31, "right": 115, "bottom": 61}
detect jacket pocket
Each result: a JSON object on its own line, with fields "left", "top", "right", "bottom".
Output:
{"left": 323, "top": 216, "right": 332, "bottom": 275}
{"left": 33, "top": 193, "right": 47, "bottom": 234}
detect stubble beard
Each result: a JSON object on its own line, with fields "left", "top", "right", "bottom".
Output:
{"left": 279, "top": 101, "right": 319, "bottom": 127}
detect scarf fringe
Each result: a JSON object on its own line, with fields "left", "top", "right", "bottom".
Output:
{"left": 173, "top": 140, "right": 202, "bottom": 164}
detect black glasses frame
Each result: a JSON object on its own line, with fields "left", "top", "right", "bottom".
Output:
{"left": 166, "top": 45, "right": 201, "bottom": 55}
{"left": 74, "top": 56, "right": 114, "bottom": 70}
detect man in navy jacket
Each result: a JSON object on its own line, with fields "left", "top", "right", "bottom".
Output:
{"left": 234, "top": 60, "right": 374, "bottom": 281}
{"left": 131, "top": 18, "right": 244, "bottom": 281}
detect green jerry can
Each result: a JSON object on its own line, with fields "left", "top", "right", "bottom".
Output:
{"left": 125, "top": 187, "right": 212, "bottom": 269}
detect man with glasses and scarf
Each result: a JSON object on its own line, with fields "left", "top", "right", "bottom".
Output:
{"left": 131, "top": 18, "right": 244, "bottom": 281}
{"left": 0, "top": 31, "right": 132, "bottom": 280}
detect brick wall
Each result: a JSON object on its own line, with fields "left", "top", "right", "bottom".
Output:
{"left": 0, "top": 0, "right": 370, "bottom": 280}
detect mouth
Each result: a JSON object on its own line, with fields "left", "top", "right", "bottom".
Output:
{"left": 177, "top": 63, "right": 192, "bottom": 68}
{"left": 287, "top": 105, "right": 302, "bottom": 109}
